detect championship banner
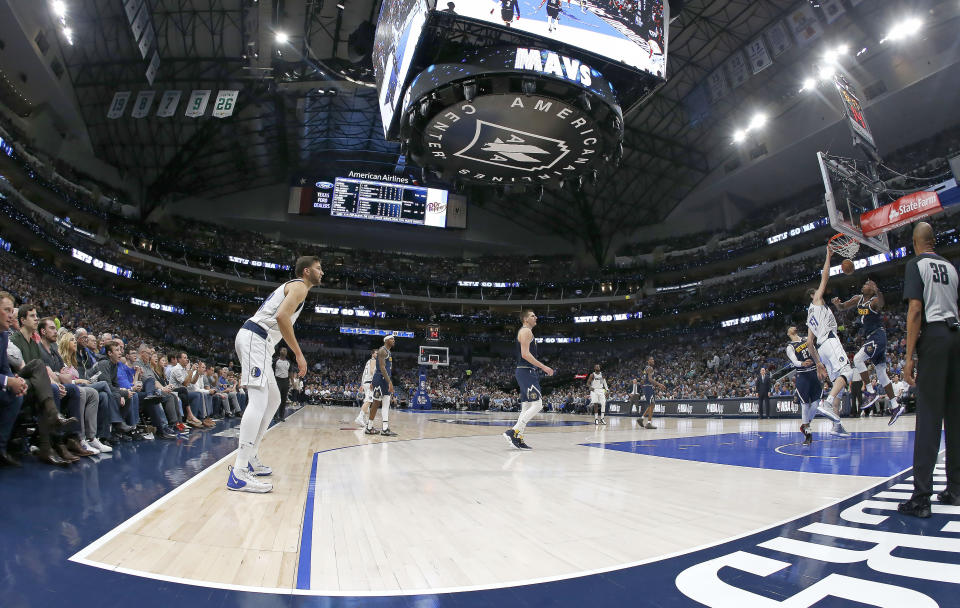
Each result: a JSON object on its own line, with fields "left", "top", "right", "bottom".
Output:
{"left": 130, "top": 91, "right": 155, "bottom": 118}
{"left": 211, "top": 90, "right": 239, "bottom": 118}
{"left": 724, "top": 51, "right": 749, "bottom": 88}
{"left": 764, "top": 21, "right": 793, "bottom": 57}
{"left": 706, "top": 68, "right": 729, "bottom": 103}
{"left": 124, "top": 0, "right": 143, "bottom": 23}
{"left": 145, "top": 51, "right": 160, "bottom": 86}
{"left": 606, "top": 398, "right": 800, "bottom": 418}
{"left": 787, "top": 4, "right": 822, "bottom": 45}
{"left": 107, "top": 91, "right": 131, "bottom": 119}
{"left": 138, "top": 22, "right": 154, "bottom": 58}
{"left": 156, "top": 90, "right": 181, "bottom": 117}
{"left": 821, "top": 0, "right": 845, "bottom": 23}
{"left": 184, "top": 90, "right": 211, "bottom": 117}
{"left": 131, "top": 1, "right": 149, "bottom": 41}
{"left": 860, "top": 191, "right": 943, "bottom": 237}
{"left": 745, "top": 37, "right": 772, "bottom": 75}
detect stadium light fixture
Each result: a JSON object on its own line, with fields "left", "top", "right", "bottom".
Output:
{"left": 62, "top": 26, "right": 73, "bottom": 44}
{"left": 275, "top": 31, "right": 289, "bottom": 45}
{"left": 732, "top": 129, "right": 747, "bottom": 144}
{"left": 817, "top": 64, "right": 835, "bottom": 81}
{"left": 800, "top": 77, "right": 817, "bottom": 92}
{"left": 747, "top": 113, "right": 767, "bottom": 131}
{"left": 822, "top": 43, "right": 847, "bottom": 65}
{"left": 882, "top": 17, "right": 923, "bottom": 43}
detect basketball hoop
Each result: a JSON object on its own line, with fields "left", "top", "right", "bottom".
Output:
{"left": 828, "top": 233, "right": 861, "bottom": 259}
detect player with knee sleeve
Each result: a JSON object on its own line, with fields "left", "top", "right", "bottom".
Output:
{"left": 367, "top": 336, "right": 397, "bottom": 436}
{"left": 586, "top": 364, "right": 608, "bottom": 425}
{"left": 227, "top": 256, "right": 322, "bottom": 493}
{"left": 832, "top": 279, "right": 903, "bottom": 424}
{"left": 506, "top": 310, "right": 554, "bottom": 449}
{"left": 805, "top": 248, "right": 852, "bottom": 438}
{"left": 784, "top": 326, "right": 827, "bottom": 445}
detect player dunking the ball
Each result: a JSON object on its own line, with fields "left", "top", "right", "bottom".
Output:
{"left": 831, "top": 279, "right": 904, "bottom": 424}
{"left": 228, "top": 256, "right": 322, "bottom": 493}
{"left": 637, "top": 357, "right": 663, "bottom": 429}
{"left": 505, "top": 310, "right": 554, "bottom": 449}
{"left": 805, "top": 248, "right": 852, "bottom": 437}
{"left": 586, "top": 364, "right": 608, "bottom": 425}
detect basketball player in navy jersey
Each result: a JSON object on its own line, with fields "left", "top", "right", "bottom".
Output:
{"left": 832, "top": 279, "right": 903, "bottom": 423}
{"left": 491, "top": 0, "right": 520, "bottom": 25}
{"left": 367, "top": 335, "right": 397, "bottom": 436}
{"left": 637, "top": 357, "right": 663, "bottom": 429}
{"left": 228, "top": 256, "right": 322, "bottom": 493}
{"left": 784, "top": 326, "right": 826, "bottom": 446}
{"left": 538, "top": 0, "right": 562, "bottom": 32}
{"left": 505, "top": 310, "right": 553, "bottom": 449}
{"left": 586, "top": 364, "right": 608, "bottom": 425}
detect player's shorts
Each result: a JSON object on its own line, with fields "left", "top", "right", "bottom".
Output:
{"left": 362, "top": 382, "right": 373, "bottom": 402}
{"left": 859, "top": 329, "right": 887, "bottom": 366}
{"left": 235, "top": 321, "right": 273, "bottom": 389}
{"left": 546, "top": 4, "right": 560, "bottom": 18}
{"left": 794, "top": 370, "right": 823, "bottom": 405}
{"left": 642, "top": 385, "right": 655, "bottom": 404}
{"left": 817, "top": 336, "right": 853, "bottom": 383}
{"left": 501, "top": 8, "right": 514, "bottom": 21}
{"left": 515, "top": 366, "right": 542, "bottom": 402}
{"left": 590, "top": 390, "right": 606, "bottom": 406}
{"left": 371, "top": 376, "right": 391, "bottom": 401}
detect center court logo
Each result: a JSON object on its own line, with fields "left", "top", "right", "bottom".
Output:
{"left": 421, "top": 94, "right": 602, "bottom": 183}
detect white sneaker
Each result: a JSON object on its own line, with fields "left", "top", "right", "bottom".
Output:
{"left": 80, "top": 440, "right": 100, "bottom": 455}
{"left": 247, "top": 454, "right": 273, "bottom": 476}
{"left": 354, "top": 413, "right": 366, "bottom": 426}
{"left": 830, "top": 423, "right": 851, "bottom": 438}
{"left": 227, "top": 466, "right": 273, "bottom": 493}
{"left": 90, "top": 438, "right": 113, "bottom": 453}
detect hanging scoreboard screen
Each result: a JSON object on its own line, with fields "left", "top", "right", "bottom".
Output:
{"left": 330, "top": 176, "right": 449, "bottom": 227}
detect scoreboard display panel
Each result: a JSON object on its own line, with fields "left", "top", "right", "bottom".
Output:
{"left": 331, "top": 176, "right": 449, "bottom": 227}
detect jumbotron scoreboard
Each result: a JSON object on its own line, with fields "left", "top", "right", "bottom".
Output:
{"left": 287, "top": 171, "right": 467, "bottom": 228}
{"left": 330, "top": 176, "right": 449, "bottom": 227}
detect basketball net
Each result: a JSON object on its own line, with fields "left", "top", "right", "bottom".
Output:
{"left": 828, "top": 233, "right": 860, "bottom": 259}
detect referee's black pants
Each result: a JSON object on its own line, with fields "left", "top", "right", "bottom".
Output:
{"left": 758, "top": 395, "right": 770, "bottom": 419}
{"left": 912, "top": 323, "right": 960, "bottom": 500}
{"left": 275, "top": 377, "right": 290, "bottom": 421}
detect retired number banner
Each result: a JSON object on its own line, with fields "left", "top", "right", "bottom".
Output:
{"left": 184, "top": 90, "right": 211, "bottom": 117}
{"left": 212, "top": 90, "right": 239, "bottom": 118}
{"left": 107, "top": 91, "right": 131, "bottom": 119}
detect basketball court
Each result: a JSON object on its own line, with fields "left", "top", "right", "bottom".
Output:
{"left": 8, "top": 405, "right": 939, "bottom": 607}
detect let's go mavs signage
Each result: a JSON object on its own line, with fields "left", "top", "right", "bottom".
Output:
{"left": 607, "top": 398, "right": 799, "bottom": 418}
{"left": 402, "top": 46, "right": 623, "bottom": 185}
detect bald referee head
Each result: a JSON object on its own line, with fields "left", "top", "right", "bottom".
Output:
{"left": 913, "top": 221, "right": 935, "bottom": 251}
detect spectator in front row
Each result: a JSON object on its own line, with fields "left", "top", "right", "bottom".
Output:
{"left": 56, "top": 331, "right": 111, "bottom": 453}
{"left": 0, "top": 292, "right": 25, "bottom": 467}
{"left": 137, "top": 345, "right": 186, "bottom": 434}
{"left": 39, "top": 319, "right": 100, "bottom": 457}
{"left": 95, "top": 342, "right": 142, "bottom": 440}
{"left": 169, "top": 352, "right": 213, "bottom": 428}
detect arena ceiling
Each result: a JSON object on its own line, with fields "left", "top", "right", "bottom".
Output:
{"left": 26, "top": 0, "right": 957, "bottom": 259}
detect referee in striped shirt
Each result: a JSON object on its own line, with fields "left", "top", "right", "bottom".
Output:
{"left": 899, "top": 222, "right": 960, "bottom": 518}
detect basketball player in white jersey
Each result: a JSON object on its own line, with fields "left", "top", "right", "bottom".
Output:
{"left": 805, "top": 248, "right": 852, "bottom": 438}
{"left": 586, "top": 364, "right": 608, "bottom": 425}
{"left": 354, "top": 349, "right": 378, "bottom": 427}
{"left": 227, "top": 256, "right": 322, "bottom": 493}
